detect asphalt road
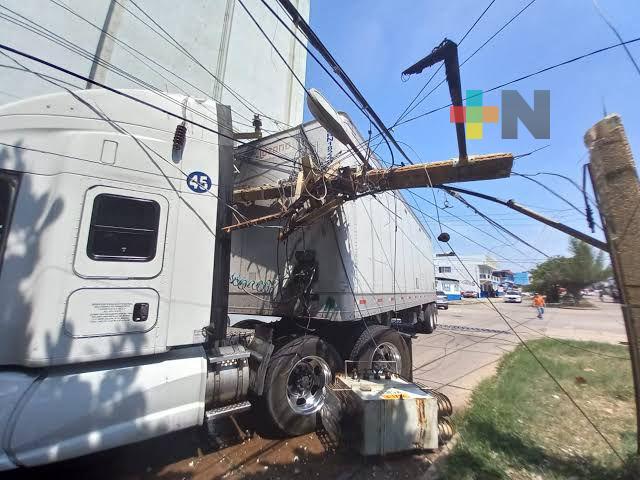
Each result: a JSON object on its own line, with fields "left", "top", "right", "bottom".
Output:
{"left": 5, "top": 300, "right": 628, "bottom": 479}
{"left": 413, "top": 298, "right": 627, "bottom": 408}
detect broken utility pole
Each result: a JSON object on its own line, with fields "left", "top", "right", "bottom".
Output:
{"left": 227, "top": 152, "right": 513, "bottom": 233}
{"left": 402, "top": 38, "right": 467, "bottom": 163}
{"left": 585, "top": 114, "right": 640, "bottom": 456}
{"left": 438, "top": 185, "right": 609, "bottom": 252}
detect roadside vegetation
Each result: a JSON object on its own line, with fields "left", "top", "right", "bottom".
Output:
{"left": 440, "top": 339, "right": 636, "bottom": 480}
{"left": 528, "top": 239, "right": 611, "bottom": 303}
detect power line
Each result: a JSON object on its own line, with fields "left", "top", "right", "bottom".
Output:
{"left": 592, "top": 0, "right": 640, "bottom": 79}
{"left": 397, "top": 0, "right": 538, "bottom": 124}
{"left": 275, "top": 0, "right": 419, "bottom": 168}
{"left": 409, "top": 189, "right": 536, "bottom": 259}
{"left": 243, "top": 0, "right": 397, "bottom": 173}
{"left": 0, "top": 6, "right": 250, "bottom": 133}
{"left": 117, "top": 0, "right": 293, "bottom": 130}
{"left": 396, "top": 0, "right": 499, "bottom": 124}
{"left": 396, "top": 36, "right": 640, "bottom": 127}
{"left": 0, "top": 42, "right": 308, "bottom": 168}
{"left": 448, "top": 245, "right": 625, "bottom": 462}
{"left": 47, "top": 0, "right": 264, "bottom": 131}
{"left": 514, "top": 170, "right": 597, "bottom": 205}
{"left": 447, "top": 190, "right": 551, "bottom": 258}
{"left": 400, "top": 191, "right": 536, "bottom": 270}
{"left": 512, "top": 172, "right": 603, "bottom": 230}
{"left": 262, "top": 0, "right": 398, "bottom": 168}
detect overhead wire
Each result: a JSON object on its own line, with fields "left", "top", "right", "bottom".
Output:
{"left": 118, "top": 0, "right": 293, "bottom": 130}
{"left": 400, "top": 191, "right": 535, "bottom": 270}
{"left": 514, "top": 170, "right": 597, "bottom": 205}
{"left": 512, "top": 172, "right": 603, "bottom": 230}
{"left": 0, "top": 42, "right": 312, "bottom": 170}
{"left": 270, "top": 0, "right": 419, "bottom": 168}
{"left": 395, "top": 0, "right": 499, "bottom": 124}
{"left": 409, "top": 188, "right": 534, "bottom": 259}
{"left": 396, "top": 0, "right": 537, "bottom": 124}
{"left": 0, "top": 6, "right": 253, "bottom": 133}
{"left": 446, "top": 190, "right": 551, "bottom": 258}
{"left": 447, "top": 245, "right": 625, "bottom": 462}
{"left": 592, "top": 0, "right": 640, "bottom": 79}
{"left": 396, "top": 36, "right": 640, "bottom": 127}
{"left": 47, "top": 0, "right": 265, "bottom": 131}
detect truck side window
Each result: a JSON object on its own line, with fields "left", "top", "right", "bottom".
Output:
{"left": 87, "top": 194, "right": 160, "bottom": 262}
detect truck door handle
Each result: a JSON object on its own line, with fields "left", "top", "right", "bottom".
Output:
{"left": 133, "top": 303, "right": 149, "bottom": 322}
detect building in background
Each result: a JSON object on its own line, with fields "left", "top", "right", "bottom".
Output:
{"left": 436, "top": 276, "right": 460, "bottom": 300}
{"left": 514, "top": 271, "right": 531, "bottom": 286}
{"left": 493, "top": 269, "right": 514, "bottom": 295}
{"left": 0, "top": 0, "right": 310, "bottom": 132}
{"left": 493, "top": 270, "right": 514, "bottom": 284}
{"left": 434, "top": 254, "right": 499, "bottom": 298}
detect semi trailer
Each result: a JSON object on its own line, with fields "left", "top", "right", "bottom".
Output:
{"left": 0, "top": 88, "right": 439, "bottom": 469}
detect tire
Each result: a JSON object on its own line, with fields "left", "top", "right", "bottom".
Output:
{"left": 349, "top": 325, "right": 412, "bottom": 378}
{"left": 263, "top": 335, "right": 341, "bottom": 436}
{"left": 444, "top": 305, "right": 449, "bottom": 310}
{"left": 420, "top": 303, "right": 437, "bottom": 334}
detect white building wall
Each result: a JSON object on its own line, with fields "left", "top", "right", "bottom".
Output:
{"left": 0, "top": 0, "right": 309, "bottom": 131}
{"left": 434, "top": 255, "right": 498, "bottom": 296}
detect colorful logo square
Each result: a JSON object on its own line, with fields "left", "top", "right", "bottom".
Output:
{"left": 450, "top": 90, "right": 499, "bottom": 140}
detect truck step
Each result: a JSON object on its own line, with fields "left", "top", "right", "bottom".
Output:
{"left": 205, "top": 400, "right": 252, "bottom": 424}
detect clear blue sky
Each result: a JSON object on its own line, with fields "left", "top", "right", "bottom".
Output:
{"left": 304, "top": 0, "right": 640, "bottom": 272}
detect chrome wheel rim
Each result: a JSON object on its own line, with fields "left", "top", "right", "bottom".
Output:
{"left": 372, "top": 341, "right": 402, "bottom": 374}
{"left": 286, "top": 355, "right": 332, "bottom": 415}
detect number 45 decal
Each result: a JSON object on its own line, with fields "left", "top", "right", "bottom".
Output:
{"left": 187, "top": 171, "right": 212, "bottom": 193}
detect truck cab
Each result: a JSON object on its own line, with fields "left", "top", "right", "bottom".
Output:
{"left": 0, "top": 89, "right": 434, "bottom": 470}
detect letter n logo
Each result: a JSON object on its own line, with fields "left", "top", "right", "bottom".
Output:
{"left": 501, "top": 90, "right": 550, "bottom": 139}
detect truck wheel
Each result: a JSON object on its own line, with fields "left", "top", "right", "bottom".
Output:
{"left": 349, "top": 325, "right": 411, "bottom": 378}
{"left": 421, "top": 304, "right": 437, "bottom": 334}
{"left": 263, "top": 335, "right": 341, "bottom": 436}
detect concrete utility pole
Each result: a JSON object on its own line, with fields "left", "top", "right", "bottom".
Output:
{"left": 585, "top": 114, "right": 640, "bottom": 455}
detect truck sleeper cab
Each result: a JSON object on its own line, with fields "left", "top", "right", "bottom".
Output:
{"left": 0, "top": 90, "right": 436, "bottom": 470}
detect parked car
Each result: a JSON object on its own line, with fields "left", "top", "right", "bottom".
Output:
{"left": 462, "top": 290, "right": 478, "bottom": 298}
{"left": 436, "top": 290, "right": 449, "bottom": 310}
{"left": 504, "top": 290, "right": 523, "bottom": 303}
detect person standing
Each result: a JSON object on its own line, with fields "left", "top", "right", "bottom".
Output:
{"left": 533, "top": 293, "right": 546, "bottom": 319}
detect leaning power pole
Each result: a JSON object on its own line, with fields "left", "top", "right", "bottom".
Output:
{"left": 585, "top": 114, "right": 640, "bottom": 455}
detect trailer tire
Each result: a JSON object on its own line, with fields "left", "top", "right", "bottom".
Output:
{"left": 421, "top": 303, "right": 437, "bottom": 334}
{"left": 263, "top": 335, "right": 341, "bottom": 436}
{"left": 349, "top": 325, "right": 412, "bottom": 378}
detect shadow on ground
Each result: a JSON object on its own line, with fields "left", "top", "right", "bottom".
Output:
{"left": 4, "top": 409, "right": 437, "bottom": 480}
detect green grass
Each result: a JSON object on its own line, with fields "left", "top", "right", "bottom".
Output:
{"left": 440, "top": 339, "right": 638, "bottom": 480}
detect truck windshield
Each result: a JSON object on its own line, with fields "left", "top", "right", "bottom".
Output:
{"left": 0, "top": 172, "right": 18, "bottom": 272}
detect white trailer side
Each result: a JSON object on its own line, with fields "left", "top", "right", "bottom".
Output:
{"left": 230, "top": 115, "right": 436, "bottom": 321}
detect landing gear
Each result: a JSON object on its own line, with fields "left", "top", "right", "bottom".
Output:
{"left": 263, "top": 336, "right": 341, "bottom": 436}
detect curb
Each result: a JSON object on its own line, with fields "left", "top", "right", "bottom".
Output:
{"left": 420, "top": 434, "right": 460, "bottom": 479}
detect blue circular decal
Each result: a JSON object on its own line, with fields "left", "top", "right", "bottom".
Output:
{"left": 187, "top": 171, "right": 212, "bottom": 193}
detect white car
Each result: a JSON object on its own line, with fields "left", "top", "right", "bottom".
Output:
{"left": 504, "top": 291, "right": 522, "bottom": 303}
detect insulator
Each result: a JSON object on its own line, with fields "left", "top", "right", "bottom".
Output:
{"left": 252, "top": 114, "right": 262, "bottom": 130}
{"left": 173, "top": 123, "right": 187, "bottom": 153}
{"left": 437, "top": 232, "right": 451, "bottom": 242}
{"left": 585, "top": 204, "right": 595, "bottom": 233}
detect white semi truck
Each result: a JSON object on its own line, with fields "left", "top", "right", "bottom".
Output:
{"left": 0, "top": 88, "right": 437, "bottom": 469}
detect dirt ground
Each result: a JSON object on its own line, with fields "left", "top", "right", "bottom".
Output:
{"left": 5, "top": 301, "right": 626, "bottom": 479}
{"left": 6, "top": 409, "right": 438, "bottom": 480}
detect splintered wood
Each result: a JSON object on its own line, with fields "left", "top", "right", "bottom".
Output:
{"left": 224, "top": 153, "right": 513, "bottom": 233}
